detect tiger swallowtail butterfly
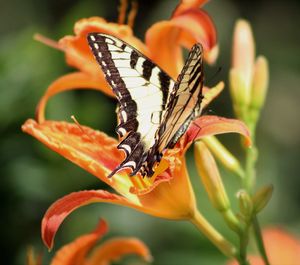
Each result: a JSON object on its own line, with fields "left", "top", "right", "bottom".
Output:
{"left": 87, "top": 33, "right": 204, "bottom": 178}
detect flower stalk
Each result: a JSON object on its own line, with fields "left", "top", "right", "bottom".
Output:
{"left": 252, "top": 216, "right": 271, "bottom": 265}
{"left": 190, "top": 210, "right": 237, "bottom": 258}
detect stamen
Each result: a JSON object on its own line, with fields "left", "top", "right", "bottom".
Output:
{"left": 130, "top": 173, "right": 154, "bottom": 190}
{"left": 130, "top": 175, "right": 145, "bottom": 189}
{"left": 127, "top": 0, "right": 138, "bottom": 28}
{"left": 71, "top": 115, "right": 95, "bottom": 142}
{"left": 118, "top": 0, "right": 128, "bottom": 25}
{"left": 71, "top": 115, "right": 85, "bottom": 133}
{"left": 137, "top": 174, "right": 148, "bottom": 188}
{"left": 34, "top": 33, "right": 64, "bottom": 51}
{"left": 142, "top": 175, "right": 154, "bottom": 187}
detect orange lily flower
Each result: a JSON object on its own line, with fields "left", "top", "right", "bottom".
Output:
{"left": 227, "top": 227, "right": 300, "bottom": 265}
{"left": 22, "top": 0, "right": 251, "bottom": 256}
{"left": 27, "top": 219, "right": 151, "bottom": 265}
{"left": 22, "top": 82, "right": 250, "bottom": 252}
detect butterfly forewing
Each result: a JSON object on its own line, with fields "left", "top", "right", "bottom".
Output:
{"left": 87, "top": 33, "right": 174, "bottom": 177}
{"left": 148, "top": 44, "right": 204, "bottom": 172}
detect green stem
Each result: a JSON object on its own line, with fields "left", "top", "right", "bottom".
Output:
{"left": 238, "top": 229, "right": 250, "bottom": 265}
{"left": 222, "top": 209, "right": 243, "bottom": 235}
{"left": 244, "top": 145, "right": 257, "bottom": 193}
{"left": 190, "top": 210, "right": 237, "bottom": 258}
{"left": 242, "top": 124, "right": 270, "bottom": 265}
{"left": 252, "top": 216, "right": 271, "bottom": 265}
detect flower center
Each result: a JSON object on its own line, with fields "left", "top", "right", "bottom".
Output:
{"left": 130, "top": 174, "right": 153, "bottom": 190}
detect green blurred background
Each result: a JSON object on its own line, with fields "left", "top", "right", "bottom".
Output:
{"left": 1, "top": 0, "right": 299, "bottom": 264}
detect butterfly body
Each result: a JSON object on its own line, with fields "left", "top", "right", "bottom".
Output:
{"left": 88, "top": 33, "right": 204, "bottom": 177}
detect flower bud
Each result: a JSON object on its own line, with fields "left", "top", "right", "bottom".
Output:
{"left": 237, "top": 190, "right": 253, "bottom": 220}
{"left": 230, "top": 19, "right": 255, "bottom": 111}
{"left": 252, "top": 185, "right": 273, "bottom": 213}
{"left": 203, "top": 136, "right": 244, "bottom": 178}
{"left": 194, "top": 141, "right": 230, "bottom": 212}
{"left": 229, "top": 69, "right": 248, "bottom": 120}
{"left": 249, "top": 56, "right": 269, "bottom": 124}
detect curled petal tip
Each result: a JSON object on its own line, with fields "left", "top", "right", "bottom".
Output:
{"left": 186, "top": 115, "right": 252, "bottom": 148}
{"left": 205, "top": 44, "right": 219, "bottom": 64}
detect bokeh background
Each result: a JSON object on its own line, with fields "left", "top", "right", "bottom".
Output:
{"left": 1, "top": 0, "right": 299, "bottom": 264}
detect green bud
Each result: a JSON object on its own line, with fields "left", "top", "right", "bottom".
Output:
{"left": 252, "top": 185, "right": 273, "bottom": 213}
{"left": 203, "top": 136, "right": 244, "bottom": 179}
{"left": 194, "top": 141, "right": 230, "bottom": 212}
{"left": 248, "top": 56, "right": 269, "bottom": 126}
{"left": 229, "top": 69, "right": 248, "bottom": 120}
{"left": 250, "top": 56, "right": 269, "bottom": 110}
{"left": 237, "top": 190, "right": 253, "bottom": 220}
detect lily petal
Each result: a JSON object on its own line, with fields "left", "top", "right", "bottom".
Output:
{"left": 146, "top": 21, "right": 184, "bottom": 78}
{"left": 136, "top": 150, "right": 197, "bottom": 220}
{"left": 146, "top": 7, "right": 217, "bottom": 78}
{"left": 59, "top": 17, "right": 148, "bottom": 75}
{"left": 172, "top": 0, "right": 209, "bottom": 17}
{"left": 22, "top": 119, "right": 197, "bottom": 221}
{"left": 42, "top": 190, "right": 146, "bottom": 250}
{"left": 36, "top": 72, "right": 113, "bottom": 123}
{"left": 184, "top": 115, "right": 252, "bottom": 148}
{"left": 50, "top": 219, "right": 108, "bottom": 265}
{"left": 171, "top": 9, "right": 218, "bottom": 56}
{"left": 21, "top": 119, "right": 137, "bottom": 199}
{"left": 42, "top": 186, "right": 195, "bottom": 251}
{"left": 87, "top": 238, "right": 152, "bottom": 265}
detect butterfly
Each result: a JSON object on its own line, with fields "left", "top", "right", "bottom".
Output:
{"left": 87, "top": 33, "right": 204, "bottom": 178}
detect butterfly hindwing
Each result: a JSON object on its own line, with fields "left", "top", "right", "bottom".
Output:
{"left": 87, "top": 33, "right": 174, "bottom": 177}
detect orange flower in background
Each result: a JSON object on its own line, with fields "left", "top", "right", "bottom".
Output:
{"left": 22, "top": 0, "right": 251, "bottom": 254}
{"left": 227, "top": 227, "right": 300, "bottom": 265}
{"left": 27, "top": 219, "right": 151, "bottom": 265}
